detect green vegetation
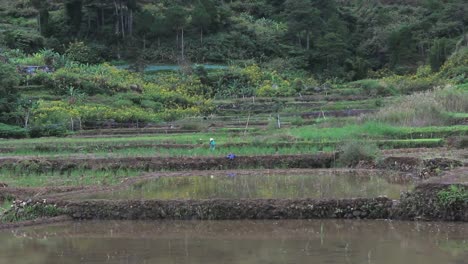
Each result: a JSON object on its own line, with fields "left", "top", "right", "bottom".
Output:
{"left": 2, "top": 0, "right": 467, "bottom": 78}
{"left": 337, "top": 141, "right": 379, "bottom": 167}
{"left": 437, "top": 185, "right": 468, "bottom": 207}
{"left": 1, "top": 200, "right": 65, "bottom": 223}
{"left": 0, "top": 0, "right": 466, "bottom": 220}
{"left": 0, "top": 168, "right": 140, "bottom": 187}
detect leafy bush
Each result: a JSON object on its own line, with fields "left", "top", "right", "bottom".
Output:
{"left": 65, "top": 41, "right": 102, "bottom": 64}
{"left": 337, "top": 140, "right": 379, "bottom": 167}
{"left": 0, "top": 123, "right": 28, "bottom": 138}
{"left": 29, "top": 124, "right": 68, "bottom": 138}
{"left": 1, "top": 201, "right": 64, "bottom": 223}
{"left": 28, "top": 71, "right": 52, "bottom": 86}
{"left": 439, "top": 47, "right": 468, "bottom": 83}
{"left": 350, "top": 79, "right": 397, "bottom": 96}
{"left": 437, "top": 185, "right": 468, "bottom": 207}
{"left": 3, "top": 29, "right": 44, "bottom": 53}
{"left": 0, "top": 63, "right": 21, "bottom": 123}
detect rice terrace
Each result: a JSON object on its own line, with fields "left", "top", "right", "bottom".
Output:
{"left": 0, "top": 0, "right": 467, "bottom": 263}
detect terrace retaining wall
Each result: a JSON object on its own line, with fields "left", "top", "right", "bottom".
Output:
{"left": 0, "top": 153, "right": 337, "bottom": 172}
{"left": 4, "top": 183, "right": 467, "bottom": 222}
{"left": 393, "top": 183, "right": 468, "bottom": 221}
{"left": 53, "top": 197, "right": 393, "bottom": 220}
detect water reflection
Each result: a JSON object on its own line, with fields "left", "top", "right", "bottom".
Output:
{"left": 0, "top": 220, "right": 466, "bottom": 264}
{"left": 80, "top": 172, "right": 412, "bottom": 200}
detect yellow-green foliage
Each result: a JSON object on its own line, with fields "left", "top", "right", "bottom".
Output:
{"left": 439, "top": 47, "right": 468, "bottom": 83}
{"left": 11, "top": 52, "right": 46, "bottom": 66}
{"left": 237, "top": 64, "right": 296, "bottom": 97}
{"left": 382, "top": 65, "right": 442, "bottom": 94}
{"left": 52, "top": 63, "right": 143, "bottom": 94}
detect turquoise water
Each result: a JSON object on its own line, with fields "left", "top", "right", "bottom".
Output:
{"left": 116, "top": 64, "right": 227, "bottom": 72}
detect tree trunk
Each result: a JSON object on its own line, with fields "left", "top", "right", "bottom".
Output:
{"left": 87, "top": 11, "right": 91, "bottom": 35}
{"left": 277, "top": 114, "right": 281, "bottom": 129}
{"left": 306, "top": 30, "right": 310, "bottom": 50}
{"left": 101, "top": 8, "right": 105, "bottom": 29}
{"left": 181, "top": 28, "right": 185, "bottom": 60}
{"left": 24, "top": 111, "right": 30, "bottom": 129}
{"left": 37, "top": 12, "right": 41, "bottom": 34}
{"left": 120, "top": 0, "right": 125, "bottom": 38}
{"left": 129, "top": 9, "right": 133, "bottom": 36}
{"left": 114, "top": 0, "right": 119, "bottom": 35}
{"left": 200, "top": 28, "right": 203, "bottom": 45}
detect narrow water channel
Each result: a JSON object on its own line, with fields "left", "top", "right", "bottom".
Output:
{"left": 0, "top": 220, "right": 466, "bottom": 264}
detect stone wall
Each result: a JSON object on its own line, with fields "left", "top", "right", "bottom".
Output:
{"left": 52, "top": 197, "right": 393, "bottom": 220}
{"left": 0, "top": 153, "right": 337, "bottom": 172}
{"left": 393, "top": 183, "right": 468, "bottom": 221}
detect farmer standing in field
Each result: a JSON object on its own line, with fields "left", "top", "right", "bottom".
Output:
{"left": 210, "top": 138, "right": 216, "bottom": 151}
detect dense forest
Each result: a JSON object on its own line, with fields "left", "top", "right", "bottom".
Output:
{"left": 1, "top": 0, "right": 467, "bottom": 79}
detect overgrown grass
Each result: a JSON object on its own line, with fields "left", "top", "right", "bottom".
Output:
{"left": 0, "top": 145, "right": 333, "bottom": 159}
{"left": 0, "top": 168, "right": 141, "bottom": 187}
{"left": 370, "top": 86, "right": 468, "bottom": 127}
{"left": 0, "top": 122, "right": 465, "bottom": 150}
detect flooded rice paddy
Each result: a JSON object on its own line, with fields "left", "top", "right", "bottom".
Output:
{"left": 79, "top": 171, "right": 412, "bottom": 200}
{"left": 0, "top": 220, "right": 466, "bottom": 264}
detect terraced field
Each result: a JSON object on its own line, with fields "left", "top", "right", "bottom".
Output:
{"left": 0, "top": 88, "right": 467, "bottom": 228}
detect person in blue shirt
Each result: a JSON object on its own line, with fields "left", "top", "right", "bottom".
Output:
{"left": 209, "top": 138, "right": 216, "bottom": 151}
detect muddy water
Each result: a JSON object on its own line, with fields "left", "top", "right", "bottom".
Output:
{"left": 82, "top": 172, "right": 412, "bottom": 200}
{"left": 0, "top": 220, "right": 466, "bottom": 264}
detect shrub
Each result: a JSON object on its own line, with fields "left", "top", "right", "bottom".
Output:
{"left": 0, "top": 63, "right": 21, "bottom": 122}
{"left": 3, "top": 29, "right": 44, "bottom": 53}
{"left": 140, "top": 100, "right": 163, "bottom": 111}
{"left": 0, "top": 123, "right": 28, "bottom": 138}
{"left": 350, "top": 79, "right": 397, "bottom": 97}
{"left": 29, "top": 71, "right": 52, "bottom": 86}
{"left": 437, "top": 185, "right": 468, "bottom": 207}
{"left": 1, "top": 201, "right": 65, "bottom": 223}
{"left": 439, "top": 47, "right": 468, "bottom": 83}
{"left": 29, "top": 124, "right": 68, "bottom": 138}
{"left": 337, "top": 140, "right": 379, "bottom": 167}
{"left": 65, "top": 41, "right": 102, "bottom": 64}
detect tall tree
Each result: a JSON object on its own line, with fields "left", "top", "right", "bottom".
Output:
{"left": 192, "top": 0, "right": 211, "bottom": 45}
{"left": 65, "top": 0, "right": 83, "bottom": 35}
{"left": 166, "top": 5, "right": 188, "bottom": 60}
{"left": 135, "top": 10, "right": 156, "bottom": 49}
{"left": 284, "top": 0, "right": 320, "bottom": 50}
{"left": 388, "top": 26, "right": 417, "bottom": 68}
{"left": 429, "top": 38, "right": 454, "bottom": 72}
{"left": 30, "top": 0, "right": 50, "bottom": 36}
{"left": 0, "top": 63, "right": 20, "bottom": 124}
